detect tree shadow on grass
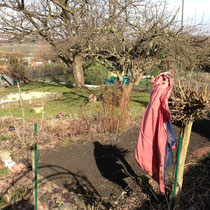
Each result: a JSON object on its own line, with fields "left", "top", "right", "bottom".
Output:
{"left": 21, "top": 82, "right": 70, "bottom": 91}
{"left": 51, "top": 78, "right": 74, "bottom": 88}
{"left": 132, "top": 99, "right": 149, "bottom": 108}
{"left": 56, "top": 91, "right": 88, "bottom": 104}
{"left": 132, "top": 87, "right": 151, "bottom": 93}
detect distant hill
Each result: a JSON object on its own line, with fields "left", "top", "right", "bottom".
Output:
{"left": 0, "top": 42, "right": 38, "bottom": 56}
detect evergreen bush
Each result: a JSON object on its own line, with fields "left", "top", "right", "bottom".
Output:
{"left": 84, "top": 61, "right": 107, "bottom": 85}
{"left": 151, "top": 67, "right": 160, "bottom": 77}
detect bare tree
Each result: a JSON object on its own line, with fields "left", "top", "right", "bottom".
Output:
{"left": 0, "top": 0, "right": 146, "bottom": 88}
{"left": 192, "top": 36, "right": 210, "bottom": 72}
{"left": 0, "top": 0, "right": 106, "bottom": 87}
{"left": 0, "top": 0, "right": 207, "bottom": 87}
{"left": 87, "top": 1, "right": 184, "bottom": 113}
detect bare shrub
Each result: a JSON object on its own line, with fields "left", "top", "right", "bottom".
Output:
{"left": 43, "top": 118, "right": 69, "bottom": 139}
{"left": 95, "top": 84, "right": 131, "bottom": 133}
{"left": 0, "top": 117, "right": 93, "bottom": 162}
{"left": 4, "top": 52, "right": 31, "bottom": 84}
{"left": 170, "top": 74, "right": 210, "bottom": 122}
{"left": 0, "top": 117, "right": 34, "bottom": 162}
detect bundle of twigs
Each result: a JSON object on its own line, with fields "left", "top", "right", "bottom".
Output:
{"left": 169, "top": 79, "right": 210, "bottom": 123}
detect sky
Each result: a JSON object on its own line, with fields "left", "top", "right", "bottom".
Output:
{"left": 167, "top": 0, "right": 210, "bottom": 32}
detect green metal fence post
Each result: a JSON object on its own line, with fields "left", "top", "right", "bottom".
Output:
{"left": 171, "top": 135, "right": 182, "bottom": 210}
{"left": 179, "top": 62, "right": 183, "bottom": 72}
{"left": 34, "top": 123, "right": 37, "bottom": 210}
{"left": 146, "top": 74, "right": 148, "bottom": 92}
{"left": 44, "top": 64, "right": 47, "bottom": 80}
{"left": 196, "top": 70, "right": 198, "bottom": 81}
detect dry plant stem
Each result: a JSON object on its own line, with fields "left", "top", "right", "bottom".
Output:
{"left": 173, "top": 120, "right": 193, "bottom": 209}
{"left": 40, "top": 97, "right": 45, "bottom": 128}
{"left": 17, "top": 82, "right": 25, "bottom": 122}
{"left": 11, "top": 116, "right": 22, "bottom": 142}
{"left": 17, "top": 81, "right": 25, "bottom": 141}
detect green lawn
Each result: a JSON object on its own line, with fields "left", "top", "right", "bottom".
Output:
{"left": 0, "top": 82, "right": 150, "bottom": 121}
{"left": 0, "top": 167, "right": 9, "bottom": 176}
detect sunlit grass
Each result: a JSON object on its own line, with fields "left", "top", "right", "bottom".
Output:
{"left": 0, "top": 82, "right": 150, "bottom": 120}
{"left": 0, "top": 167, "right": 9, "bottom": 176}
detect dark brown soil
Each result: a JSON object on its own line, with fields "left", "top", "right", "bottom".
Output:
{"left": 38, "top": 120, "right": 210, "bottom": 209}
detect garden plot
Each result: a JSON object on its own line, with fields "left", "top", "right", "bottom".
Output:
{"left": 0, "top": 91, "right": 62, "bottom": 107}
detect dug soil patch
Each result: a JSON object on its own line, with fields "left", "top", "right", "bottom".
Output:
{"left": 38, "top": 120, "right": 210, "bottom": 209}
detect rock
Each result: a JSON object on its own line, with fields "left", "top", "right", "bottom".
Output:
{"left": 0, "top": 151, "right": 11, "bottom": 162}
{"left": 10, "top": 163, "right": 27, "bottom": 173}
{"left": 9, "top": 126, "right": 15, "bottom": 131}
{"left": 192, "top": 146, "right": 210, "bottom": 158}
{"left": 4, "top": 159, "right": 16, "bottom": 169}
{"left": 0, "top": 151, "right": 17, "bottom": 169}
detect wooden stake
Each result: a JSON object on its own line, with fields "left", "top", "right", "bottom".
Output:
{"left": 172, "top": 120, "right": 193, "bottom": 209}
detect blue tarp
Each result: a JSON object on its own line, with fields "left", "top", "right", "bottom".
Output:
{"left": 104, "top": 76, "right": 130, "bottom": 84}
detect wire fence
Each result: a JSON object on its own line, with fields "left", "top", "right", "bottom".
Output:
{"left": 24, "top": 64, "right": 68, "bottom": 82}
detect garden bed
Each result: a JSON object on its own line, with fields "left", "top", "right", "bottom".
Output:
{"left": 0, "top": 91, "right": 62, "bottom": 108}
{"left": 0, "top": 116, "right": 209, "bottom": 209}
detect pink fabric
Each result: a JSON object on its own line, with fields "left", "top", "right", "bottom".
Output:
{"left": 171, "top": 145, "right": 176, "bottom": 150}
{"left": 135, "top": 74, "right": 174, "bottom": 194}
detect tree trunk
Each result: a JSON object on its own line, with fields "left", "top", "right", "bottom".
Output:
{"left": 134, "top": 72, "right": 143, "bottom": 85}
{"left": 119, "top": 81, "right": 134, "bottom": 111}
{"left": 172, "top": 120, "right": 193, "bottom": 209}
{"left": 117, "top": 81, "right": 134, "bottom": 131}
{"left": 72, "top": 54, "right": 85, "bottom": 88}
